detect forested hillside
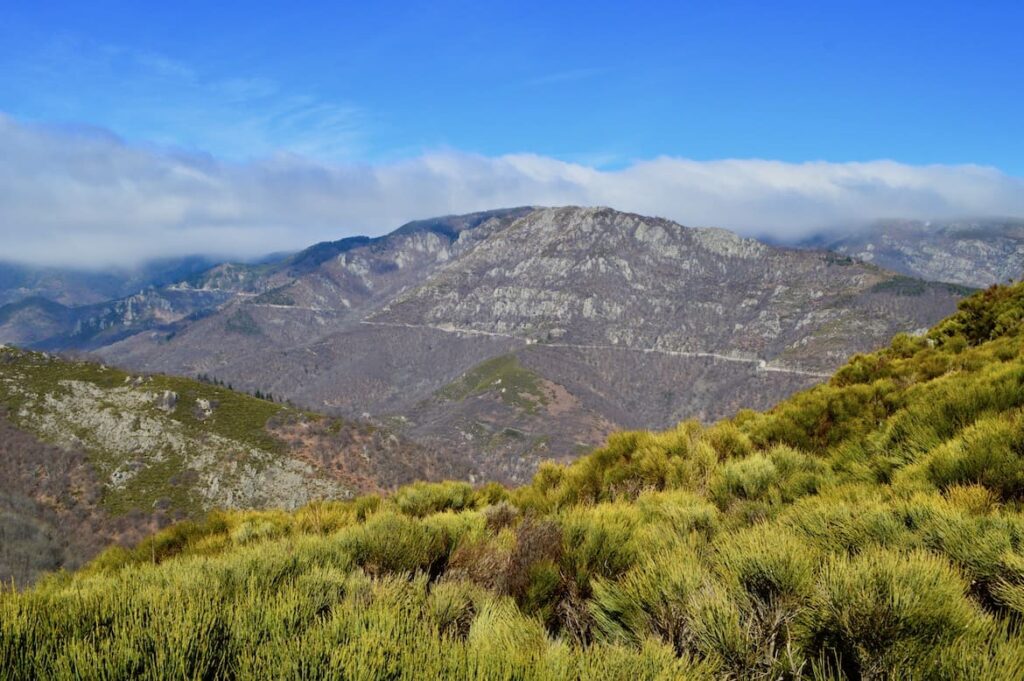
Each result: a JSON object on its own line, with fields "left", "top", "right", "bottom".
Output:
{"left": 4, "top": 283, "right": 1024, "bottom": 679}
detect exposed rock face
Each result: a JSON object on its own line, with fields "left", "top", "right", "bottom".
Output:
{"left": 8, "top": 376, "right": 347, "bottom": 513}
{"left": 94, "top": 207, "right": 967, "bottom": 484}
{"left": 373, "top": 207, "right": 961, "bottom": 371}
{"left": 0, "top": 287, "right": 237, "bottom": 350}
{"left": 0, "top": 347, "right": 460, "bottom": 585}
{"left": 0, "top": 209, "right": 536, "bottom": 351}
{"left": 804, "top": 219, "right": 1024, "bottom": 287}
{"left": 155, "top": 390, "right": 178, "bottom": 412}
{"left": 194, "top": 398, "right": 216, "bottom": 420}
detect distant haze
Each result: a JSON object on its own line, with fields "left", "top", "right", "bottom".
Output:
{"left": 3, "top": 114, "right": 1024, "bottom": 268}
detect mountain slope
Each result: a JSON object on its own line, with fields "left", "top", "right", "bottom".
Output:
{"left": 0, "top": 208, "right": 535, "bottom": 353}
{"left": 372, "top": 207, "right": 968, "bottom": 370}
{"left": 0, "top": 287, "right": 237, "bottom": 350}
{"left": 805, "top": 218, "right": 1024, "bottom": 287}
{"left": 0, "top": 410, "right": 162, "bottom": 587}
{"left": 0, "top": 255, "right": 227, "bottom": 307}
{"left": 0, "top": 346, "right": 467, "bottom": 585}
{"left": 5, "top": 282, "right": 1024, "bottom": 679}
{"left": 99, "top": 207, "right": 969, "bottom": 483}
{"left": 0, "top": 297, "right": 74, "bottom": 346}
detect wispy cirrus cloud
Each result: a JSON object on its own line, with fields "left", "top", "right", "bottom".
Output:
{"left": 0, "top": 36, "right": 367, "bottom": 161}
{"left": 2, "top": 113, "right": 1023, "bottom": 268}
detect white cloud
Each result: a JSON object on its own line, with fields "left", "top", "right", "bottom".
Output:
{"left": 2, "top": 114, "right": 1023, "bottom": 268}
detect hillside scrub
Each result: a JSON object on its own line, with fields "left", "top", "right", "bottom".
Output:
{"left": 4, "top": 283, "right": 1024, "bottom": 678}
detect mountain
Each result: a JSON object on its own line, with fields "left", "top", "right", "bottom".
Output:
{"left": 5, "top": 282, "right": 1024, "bottom": 678}
{"left": 0, "top": 211, "right": 537, "bottom": 351}
{"left": 803, "top": 218, "right": 1024, "bottom": 287}
{"left": 0, "top": 287, "right": 236, "bottom": 350}
{"left": 0, "top": 255, "right": 227, "bottom": 307}
{"left": 96, "top": 207, "right": 969, "bottom": 484}
{"left": 0, "top": 345, "right": 469, "bottom": 585}
{"left": 0, "top": 248, "right": 320, "bottom": 351}
{"left": 0, "top": 296, "right": 74, "bottom": 346}
{"left": 0, "top": 252, "right": 293, "bottom": 350}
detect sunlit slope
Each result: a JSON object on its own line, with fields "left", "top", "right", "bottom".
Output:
{"left": 4, "top": 283, "right": 1024, "bottom": 679}
{"left": 0, "top": 348, "right": 349, "bottom": 517}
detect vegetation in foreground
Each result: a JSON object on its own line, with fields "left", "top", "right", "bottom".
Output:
{"left": 4, "top": 283, "right": 1024, "bottom": 679}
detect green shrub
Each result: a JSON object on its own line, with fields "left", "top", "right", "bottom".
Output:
{"left": 704, "top": 422, "right": 753, "bottom": 460}
{"left": 634, "top": 488, "right": 719, "bottom": 539}
{"left": 711, "top": 453, "right": 779, "bottom": 506}
{"left": 394, "top": 481, "right": 476, "bottom": 517}
{"left": 561, "top": 505, "right": 640, "bottom": 589}
{"left": 927, "top": 413, "right": 1024, "bottom": 500}
{"left": 230, "top": 513, "right": 291, "bottom": 545}
{"left": 807, "top": 549, "right": 980, "bottom": 679}
{"left": 87, "top": 513, "right": 231, "bottom": 572}
{"left": 426, "top": 580, "right": 480, "bottom": 639}
{"left": 686, "top": 584, "right": 756, "bottom": 673}
{"left": 590, "top": 539, "right": 705, "bottom": 650}
{"left": 781, "top": 495, "right": 907, "bottom": 554}
{"left": 341, "top": 511, "right": 449, "bottom": 576}
{"left": 879, "top": 364, "right": 1024, "bottom": 467}
{"left": 714, "top": 526, "right": 816, "bottom": 603}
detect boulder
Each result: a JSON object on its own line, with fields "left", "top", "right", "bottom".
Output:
{"left": 154, "top": 390, "right": 178, "bottom": 412}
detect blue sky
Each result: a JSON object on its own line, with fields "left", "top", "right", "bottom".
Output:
{"left": 1, "top": 1, "right": 1023, "bottom": 266}
{"left": 2, "top": 1, "right": 1022, "bottom": 169}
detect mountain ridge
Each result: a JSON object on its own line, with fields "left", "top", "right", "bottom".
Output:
{"left": 801, "top": 217, "right": 1024, "bottom": 287}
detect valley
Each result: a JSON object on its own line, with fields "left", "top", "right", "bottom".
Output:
{"left": 0, "top": 206, "right": 999, "bottom": 588}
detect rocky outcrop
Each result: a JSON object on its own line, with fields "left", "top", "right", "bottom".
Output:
{"left": 373, "top": 207, "right": 962, "bottom": 371}
{"left": 194, "top": 398, "right": 216, "bottom": 420}
{"left": 155, "top": 390, "right": 178, "bottom": 411}
{"left": 0, "top": 348, "right": 357, "bottom": 523}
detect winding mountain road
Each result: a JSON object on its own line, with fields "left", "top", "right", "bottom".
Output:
{"left": 358, "top": 319, "right": 832, "bottom": 378}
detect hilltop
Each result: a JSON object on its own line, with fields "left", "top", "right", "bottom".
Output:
{"left": 4, "top": 282, "right": 1024, "bottom": 678}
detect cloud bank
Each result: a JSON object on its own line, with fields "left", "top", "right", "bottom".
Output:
{"left": 3, "top": 114, "right": 1024, "bottom": 268}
